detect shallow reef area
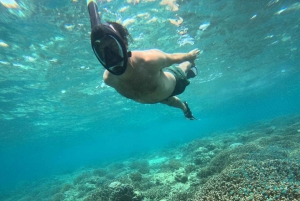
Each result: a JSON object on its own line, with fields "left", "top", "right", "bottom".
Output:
{"left": 2, "top": 115, "right": 300, "bottom": 201}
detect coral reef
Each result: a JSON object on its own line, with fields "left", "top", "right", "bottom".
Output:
{"left": 83, "top": 182, "right": 143, "bottom": 201}
{"left": 83, "top": 187, "right": 110, "bottom": 201}
{"left": 3, "top": 115, "right": 300, "bottom": 201}
{"left": 128, "top": 159, "right": 150, "bottom": 174}
{"left": 143, "top": 185, "right": 171, "bottom": 200}
{"left": 174, "top": 172, "right": 188, "bottom": 183}
{"left": 93, "top": 168, "right": 108, "bottom": 177}
{"left": 109, "top": 183, "right": 135, "bottom": 201}
{"left": 192, "top": 146, "right": 215, "bottom": 166}
{"left": 161, "top": 159, "right": 182, "bottom": 171}
{"left": 185, "top": 164, "right": 196, "bottom": 174}
{"left": 193, "top": 159, "right": 300, "bottom": 201}
{"left": 129, "top": 172, "right": 143, "bottom": 182}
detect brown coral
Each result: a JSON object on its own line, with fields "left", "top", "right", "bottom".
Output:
{"left": 127, "top": 0, "right": 140, "bottom": 5}
{"left": 168, "top": 16, "right": 183, "bottom": 26}
{"left": 160, "top": 0, "right": 179, "bottom": 11}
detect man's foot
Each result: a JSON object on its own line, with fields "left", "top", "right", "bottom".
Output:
{"left": 186, "top": 66, "right": 198, "bottom": 79}
{"left": 183, "top": 101, "right": 197, "bottom": 120}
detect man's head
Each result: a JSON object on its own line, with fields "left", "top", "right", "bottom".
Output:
{"left": 107, "top": 22, "right": 132, "bottom": 48}
{"left": 91, "top": 22, "right": 132, "bottom": 49}
{"left": 90, "top": 22, "right": 132, "bottom": 75}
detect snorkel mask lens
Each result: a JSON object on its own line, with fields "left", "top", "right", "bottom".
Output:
{"left": 93, "top": 34, "right": 126, "bottom": 75}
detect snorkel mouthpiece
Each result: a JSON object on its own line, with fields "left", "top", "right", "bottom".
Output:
{"left": 87, "top": 0, "right": 130, "bottom": 75}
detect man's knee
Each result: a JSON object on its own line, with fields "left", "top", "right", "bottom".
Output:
{"left": 161, "top": 97, "right": 176, "bottom": 106}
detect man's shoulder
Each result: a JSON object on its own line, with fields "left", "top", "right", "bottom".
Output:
{"left": 132, "top": 49, "right": 164, "bottom": 62}
{"left": 131, "top": 50, "right": 148, "bottom": 63}
{"left": 132, "top": 49, "right": 163, "bottom": 54}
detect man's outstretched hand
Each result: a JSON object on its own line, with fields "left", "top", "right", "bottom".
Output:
{"left": 183, "top": 101, "right": 197, "bottom": 120}
{"left": 188, "top": 48, "right": 201, "bottom": 63}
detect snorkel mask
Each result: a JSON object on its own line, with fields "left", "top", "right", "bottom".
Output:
{"left": 87, "top": 0, "right": 131, "bottom": 75}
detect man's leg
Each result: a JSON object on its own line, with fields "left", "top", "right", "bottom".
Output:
{"left": 161, "top": 96, "right": 196, "bottom": 120}
{"left": 177, "top": 61, "right": 192, "bottom": 74}
{"left": 161, "top": 62, "right": 197, "bottom": 120}
{"left": 161, "top": 96, "right": 186, "bottom": 112}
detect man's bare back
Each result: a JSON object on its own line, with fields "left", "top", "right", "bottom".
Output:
{"left": 103, "top": 50, "right": 178, "bottom": 103}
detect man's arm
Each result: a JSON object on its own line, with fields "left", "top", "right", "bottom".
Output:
{"left": 141, "top": 48, "right": 200, "bottom": 71}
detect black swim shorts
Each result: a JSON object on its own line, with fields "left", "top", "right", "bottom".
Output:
{"left": 164, "top": 66, "right": 190, "bottom": 97}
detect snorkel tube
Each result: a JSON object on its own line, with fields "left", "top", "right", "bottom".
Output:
{"left": 87, "top": 0, "right": 130, "bottom": 75}
{"left": 87, "top": 0, "right": 100, "bottom": 29}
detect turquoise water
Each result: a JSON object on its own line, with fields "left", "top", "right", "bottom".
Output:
{"left": 1, "top": 0, "right": 300, "bottom": 200}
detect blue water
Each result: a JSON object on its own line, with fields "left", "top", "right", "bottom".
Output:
{"left": 0, "top": 0, "right": 300, "bottom": 198}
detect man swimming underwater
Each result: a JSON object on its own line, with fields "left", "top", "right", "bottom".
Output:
{"left": 87, "top": 1, "right": 200, "bottom": 120}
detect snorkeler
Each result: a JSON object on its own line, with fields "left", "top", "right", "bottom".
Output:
{"left": 87, "top": 0, "right": 200, "bottom": 120}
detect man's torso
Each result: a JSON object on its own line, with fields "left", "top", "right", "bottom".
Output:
{"left": 103, "top": 51, "right": 176, "bottom": 103}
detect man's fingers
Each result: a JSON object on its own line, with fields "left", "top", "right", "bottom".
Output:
{"left": 192, "top": 48, "right": 200, "bottom": 56}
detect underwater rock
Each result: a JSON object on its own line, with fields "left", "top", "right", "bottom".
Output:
{"left": 73, "top": 172, "right": 93, "bottom": 185}
{"left": 193, "top": 149, "right": 215, "bottom": 166}
{"left": 128, "top": 159, "right": 150, "bottom": 174}
{"left": 129, "top": 172, "right": 143, "bottom": 182}
{"left": 83, "top": 188, "right": 110, "bottom": 201}
{"left": 138, "top": 165, "right": 150, "bottom": 174}
{"left": 194, "top": 146, "right": 208, "bottom": 154}
{"left": 148, "top": 156, "right": 168, "bottom": 167}
{"left": 162, "top": 159, "right": 182, "bottom": 171}
{"left": 143, "top": 185, "right": 171, "bottom": 200}
{"left": 229, "top": 142, "right": 243, "bottom": 148}
{"left": 193, "top": 155, "right": 211, "bottom": 165}
{"left": 109, "top": 181, "right": 122, "bottom": 188}
{"left": 151, "top": 172, "right": 175, "bottom": 186}
{"left": 197, "top": 167, "right": 214, "bottom": 179}
{"left": 185, "top": 164, "right": 196, "bottom": 174}
{"left": 132, "top": 190, "right": 144, "bottom": 201}
{"left": 205, "top": 143, "right": 217, "bottom": 151}
{"left": 175, "top": 173, "right": 188, "bottom": 183}
{"left": 93, "top": 168, "right": 107, "bottom": 177}
{"left": 265, "top": 126, "right": 276, "bottom": 134}
{"left": 110, "top": 183, "right": 135, "bottom": 201}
